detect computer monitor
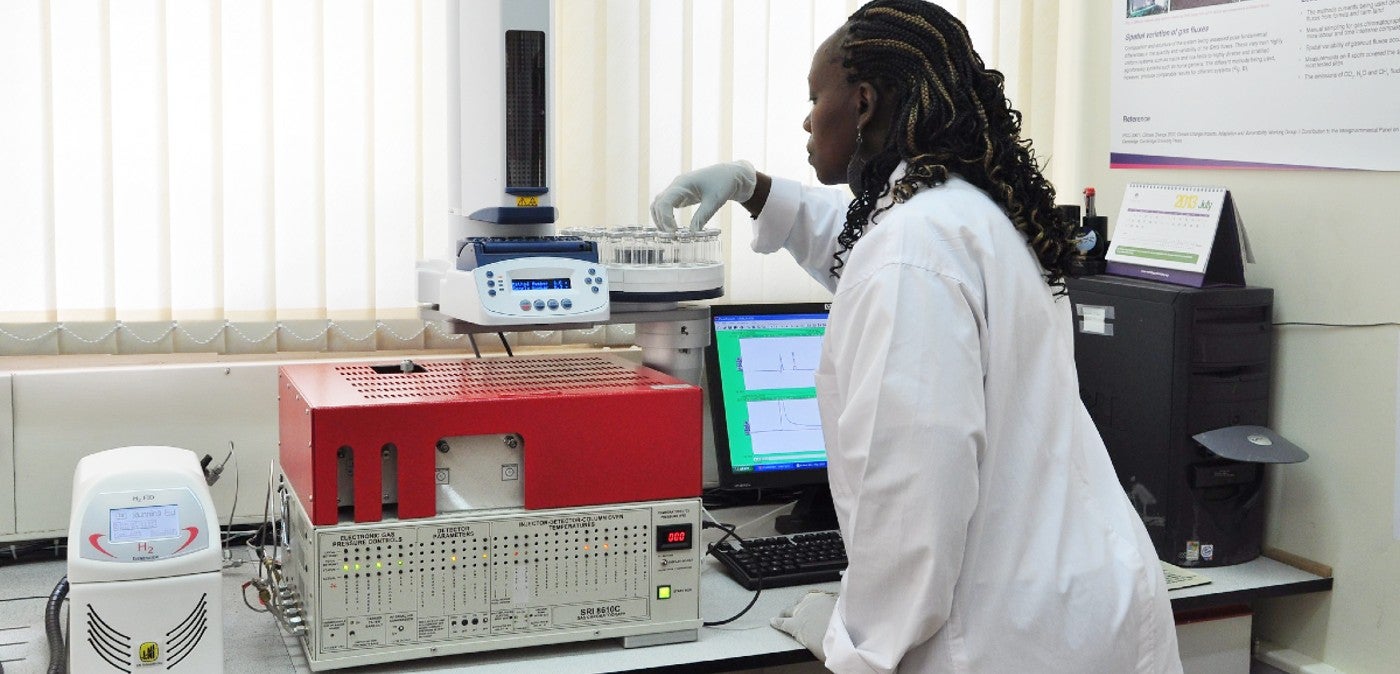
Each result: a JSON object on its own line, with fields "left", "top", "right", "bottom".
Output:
{"left": 704, "top": 302, "right": 838, "bottom": 533}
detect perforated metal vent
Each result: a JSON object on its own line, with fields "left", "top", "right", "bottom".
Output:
{"left": 335, "top": 356, "right": 663, "bottom": 400}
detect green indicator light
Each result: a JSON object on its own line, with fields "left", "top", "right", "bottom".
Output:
{"left": 375, "top": 561, "right": 383, "bottom": 569}
{"left": 354, "top": 563, "right": 361, "bottom": 570}
{"left": 342, "top": 564, "right": 349, "bottom": 571}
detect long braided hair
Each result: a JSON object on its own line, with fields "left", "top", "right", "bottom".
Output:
{"left": 830, "top": 0, "right": 1075, "bottom": 292}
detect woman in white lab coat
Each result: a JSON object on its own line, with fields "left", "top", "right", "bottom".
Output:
{"left": 651, "top": 1, "right": 1183, "bottom": 672}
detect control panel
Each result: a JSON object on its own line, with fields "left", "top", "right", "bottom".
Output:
{"left": 438, "top": 257, "right": 609, "bottom": 326}
{"left": 285, "top": 496, "right": 701, "bottom": 670}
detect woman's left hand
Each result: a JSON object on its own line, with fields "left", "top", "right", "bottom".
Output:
{"left": 770, "top": 590, "right": 838, "bottom": 662}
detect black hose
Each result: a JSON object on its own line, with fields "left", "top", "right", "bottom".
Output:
{"left": 46, "top": 575, "right": 69, "bottom": 674}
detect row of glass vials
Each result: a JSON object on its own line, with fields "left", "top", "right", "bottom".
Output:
{"left": 559, "top": 226, "right": 721, "bottom": 266}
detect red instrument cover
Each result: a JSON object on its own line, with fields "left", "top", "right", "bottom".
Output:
{"left": 279, "top": 353, "right": 702, "bottom": 525}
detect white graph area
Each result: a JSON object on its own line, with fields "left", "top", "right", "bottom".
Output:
{"left": 738, "top": 335, "right": 823, "bottom": 390}
{"left": 746, "top": 398, "right": 824, "bottom": 456}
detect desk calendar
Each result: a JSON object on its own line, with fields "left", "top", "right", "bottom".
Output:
{"left": 1106, "top": 183, "right": 1247, "bottom": 287}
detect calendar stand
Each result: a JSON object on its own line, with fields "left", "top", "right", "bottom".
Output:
{"left": 1104, "top": 184, "right": 1246, "bottom": 288}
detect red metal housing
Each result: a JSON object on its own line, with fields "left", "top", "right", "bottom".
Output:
{"left": 278, "top": 353, "right": 702, "bottom": 525}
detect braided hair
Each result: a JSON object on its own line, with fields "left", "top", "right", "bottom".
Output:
{"left": 830, "top": 0, "right": 1075, "bottom": 292}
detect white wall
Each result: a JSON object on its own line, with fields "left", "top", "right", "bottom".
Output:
{"left": 1059, "top": 4, "right": 1400, "bottom": 672}
{"left": 0, "top": 359, "right": 294, "bottom": 540}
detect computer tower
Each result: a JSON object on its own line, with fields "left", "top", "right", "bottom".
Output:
{"left": 1068, "top": 275, "right": 1274, "bottom": 567}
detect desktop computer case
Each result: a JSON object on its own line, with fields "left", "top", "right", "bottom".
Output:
{"left": 1068, "top": 276, "right": 1273, "bottom": 567}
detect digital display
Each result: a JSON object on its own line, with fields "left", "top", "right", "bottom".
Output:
{"left": 512, "top": 278, "right": 571, "bottom": 291}
{"left": 655, "top": 524, "right": 693, "bottom": 552}
{"left": 110, "top": 504, "right": 181, "bottom": 543}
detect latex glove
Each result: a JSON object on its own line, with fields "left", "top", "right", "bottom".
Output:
{"left": 649, "top": 160, "right": 758, "bottom": 231}
{"left": 770, "top": 590, "right": 838, "bottom": 662}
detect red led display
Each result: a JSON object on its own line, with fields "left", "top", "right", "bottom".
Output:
{"left": 656, "top": 524, "right": 693, "bottom": 552}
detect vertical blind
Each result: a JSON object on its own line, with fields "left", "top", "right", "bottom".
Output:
{"left": 0, "top": 0, "right": 1062, "bottom": 353}
{"left": 553, "top": 0, "right": 1063, "bottom": 302}
{"left": 0, "top": 0, "right": 435, "bottom": 328}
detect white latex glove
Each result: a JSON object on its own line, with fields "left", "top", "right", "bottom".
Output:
{"left": 769, "top": 590, "right": 838, "bottom": 662}
{"left": 649, "top": 160, "right": 758, "bottom": 231}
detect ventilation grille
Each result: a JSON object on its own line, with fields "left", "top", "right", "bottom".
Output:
{"left": 83, "top": 602, "right": 132, "bottom": 671}
{"left": 335, "top": 356, "right": 665, "bottom": 400}
{"left": 164, "top": 592, "right": 212, "bottom": 668}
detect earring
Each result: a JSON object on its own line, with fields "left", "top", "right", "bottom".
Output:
{"left": 856, "top": 126, "right": 864, "bottom": 148}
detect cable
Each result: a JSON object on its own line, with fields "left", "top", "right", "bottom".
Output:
{"left": 241, "top": 580, "right": 270, "bottom": 613}
{"left": 702, "top": 486, "right": 805, "bottom": 510}
{"left": 703, "top": 519, "right": 741, "bottom": 554}
{"left": 497, "top": 332, "right": 514, "bottom": 356}
{"left": 1274, "top": 321, "right": 1400, "bottom": 328}
{"left": 257, "top": 459, "right": 276, "bottom": 582}
{"left": 237, "top": 462, "right": 306, "bottom": 638}
{"left": 699, "top": 517, "right": 764, "bottom": 627}
{"left": 221, "top": 442, "right": 242, "bottom": 567}
{"left": 45, "top": 575, "right": 68, "bottom": 674}
{"left": 732, "top": 501, "right": 802, "bottom": 533}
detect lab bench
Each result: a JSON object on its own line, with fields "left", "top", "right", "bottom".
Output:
{"left": 0, "top": 503, "right": 1330, "bottom": 674}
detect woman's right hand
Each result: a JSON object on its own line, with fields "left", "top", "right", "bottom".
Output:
{"left": 649, "top": 160, "right": 764, "bottom": 231}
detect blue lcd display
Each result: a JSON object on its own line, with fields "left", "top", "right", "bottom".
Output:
{"left": 513, "top": 278, "right": 571, "bottom": 291}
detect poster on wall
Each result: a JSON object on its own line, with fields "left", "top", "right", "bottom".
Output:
{"left": 1111, "top": 0, "right": 1400, "bottom": 171}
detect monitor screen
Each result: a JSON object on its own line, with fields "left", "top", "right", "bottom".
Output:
{"left": 705, "top": 302, "right": 832, "bottom": 492}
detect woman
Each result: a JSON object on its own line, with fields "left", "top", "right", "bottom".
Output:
{"left": 651, "top": 1, "right": 1182, "bottom": 672}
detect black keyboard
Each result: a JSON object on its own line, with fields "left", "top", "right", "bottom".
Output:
{"left": 710, "top": 531, "right": 847, "bottom": 590}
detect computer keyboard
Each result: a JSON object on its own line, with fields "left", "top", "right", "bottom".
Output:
{"left": 710, "top": 530, "right": 847, "bottom": 590}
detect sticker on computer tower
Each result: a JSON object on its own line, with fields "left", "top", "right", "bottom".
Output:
{"left": 1201, "top": 544, "right": 1214, "bottom": 561}
{"left": 1074, "top": 304, "right": 1114, "bottom": 336}
{"left": 1185, "top": 540, "right": 1200, "bottom": 562}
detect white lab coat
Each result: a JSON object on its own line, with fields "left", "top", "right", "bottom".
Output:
{"left": 752, "top": 167, "right": 1183, "bottom": 674}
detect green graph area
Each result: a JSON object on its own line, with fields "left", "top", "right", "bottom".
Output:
{"left": 714, "top": 327, "right": 826, "bottom": 471}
